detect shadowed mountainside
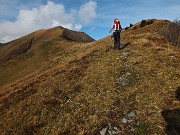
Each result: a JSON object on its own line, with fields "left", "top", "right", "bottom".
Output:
{"left": 0, "top": 19, "right": 179, "bottom": 135}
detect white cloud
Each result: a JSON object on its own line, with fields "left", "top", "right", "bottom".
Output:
{"left": 74, "top": 24, "right": 82, "bottom": 31}
{"left": 0, "top": 1, "right": 97, "bottom": 43}
{"left": 89, "top": 27, "right": 96, "bottom": 31}
{"left": 79, "top": 1, "right": 97, "bottom": 24}
{"left": 52, "top": 20, "right": 60, "bottom": 27}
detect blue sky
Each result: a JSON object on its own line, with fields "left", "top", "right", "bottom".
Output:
{"left": 0, "top": 0, "right": 180, "bottom": 42}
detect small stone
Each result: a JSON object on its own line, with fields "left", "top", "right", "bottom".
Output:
{"left": 127, "top": 119, "right": 134, "bottom": 123}
{"left": 65, "top": 99, "right": 71, "bottom": 104}
{"left": 122, "top": 52, "right": 128, "bottom": 57}
{"left": 122, "top": 118, "right": 127, "bottom": 124}
{"left": 100, "top": 127, "right": 108, "bottom": 135}
{"left": 100, "top": 124, "right": 120, "bottom": 135}
{"left": 126, "top": 72, "right": 132, "bottom": 76}
{"left": 128, "top": 111, "right": 135, "bottom": 117}
{"left": 113, "top": 127, "right": 118, "bottom": 130}
{"left": 130, "top": 128, "right": 135, "bottom": 132}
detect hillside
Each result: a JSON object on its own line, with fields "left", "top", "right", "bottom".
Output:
{"left": 0, "top": 26, "right": 95, "bottom": 87}
{"left": 0, "top": 19, "right": 180, "bottom": 135}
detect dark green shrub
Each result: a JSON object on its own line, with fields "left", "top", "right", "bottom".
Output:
{"left": 140, "top": 20, "right": 154, "bottom": 27}
{"left": 130, "top": 23, "right": 133, "bottom": 27}
{"left": 125, "top": 27, "right": 129, "bottom": 30}
{"left": 140, "top": 20, "right": 147, "bottom": 27}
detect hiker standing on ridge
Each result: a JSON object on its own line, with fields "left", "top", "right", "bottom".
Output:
{"left": 109, "top": 18, "right": 122, "bottom": 50}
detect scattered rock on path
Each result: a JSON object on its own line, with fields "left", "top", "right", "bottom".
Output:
{"left": 100, "top": 124, "right": 120, "bottom": 135}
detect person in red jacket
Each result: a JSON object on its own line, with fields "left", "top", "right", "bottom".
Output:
{"left": 109, "top": 18, "right": 122, "bottom": 50}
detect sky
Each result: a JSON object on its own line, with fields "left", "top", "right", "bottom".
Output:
{"left": 0, "top": 0, "right": 180, "bottom": 43}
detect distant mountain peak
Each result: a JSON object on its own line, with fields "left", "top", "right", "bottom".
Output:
{"left": 0, "top": 26, "right": 95, "bottom": 64}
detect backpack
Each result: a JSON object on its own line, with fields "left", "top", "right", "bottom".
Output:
{"left": 113, "top": 19, "right": 120, "bottom": 31}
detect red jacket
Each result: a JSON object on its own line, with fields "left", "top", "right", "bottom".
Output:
{"left": 112, "top": 19, "right": 121, "bottom": 31}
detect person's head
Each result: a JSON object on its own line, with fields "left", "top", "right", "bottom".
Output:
{"left": 114, "top": 18, "right": 119, "bottom": 23}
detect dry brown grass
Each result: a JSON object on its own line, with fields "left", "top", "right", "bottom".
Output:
{"left": 0, "top": 20, "right": 180, "bottom": 134}
{"left": 0, "top": 26, "right": 94, "bottom": 87}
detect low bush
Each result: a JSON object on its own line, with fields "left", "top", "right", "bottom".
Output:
{"left": 140, "top": 20, "right": 154, "bottom": 27}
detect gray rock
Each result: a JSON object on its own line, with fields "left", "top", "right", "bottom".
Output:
{"left": 130, "top": 128, "right": 135, "bottom": 132}
{"left": 100, "top": 126, "right": 108, "bottom": 135}
{"left": 100, "top": 124, "right": 120, "bottom": 135}
{"left": 127, "top": 119, "right": 134, "bottom": 123}
{"left": 126, "top": 72, "right": 132, "bottom": 76}
{"left": 122, "top": 118, "right": 127, "bottom": 124}
{"left": 121, "top": 52, "right": 128, "bottom": 57}
{"left": 128, "top": 111, "right": 135, "bottom": 117}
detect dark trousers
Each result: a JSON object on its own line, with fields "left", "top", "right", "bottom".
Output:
{"left": 113, "top": 31, "right": 120, "bottom": 48}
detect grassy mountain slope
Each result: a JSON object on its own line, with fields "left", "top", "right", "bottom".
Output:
{"left": 0, "top": 19, "right": 180, "bottom": 135}
{"left": 0, "top": 26, "right": 94, "bottom": 87}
